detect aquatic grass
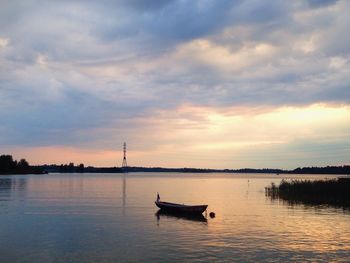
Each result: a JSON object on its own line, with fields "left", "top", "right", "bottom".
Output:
{"left": 265, "top": 178, "right": 350, "bottom": 208}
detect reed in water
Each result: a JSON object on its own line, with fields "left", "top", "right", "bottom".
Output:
{"left": 265, "top": 178, "right": 350, "bottom": 208}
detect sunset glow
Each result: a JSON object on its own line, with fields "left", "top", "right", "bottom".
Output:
{"left": 6, "top": 103, "right": 349, "bottom": 169}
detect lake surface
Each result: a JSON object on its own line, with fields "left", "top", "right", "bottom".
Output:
{"left": 0, "top": 173, "right": 349, "bottom": 262}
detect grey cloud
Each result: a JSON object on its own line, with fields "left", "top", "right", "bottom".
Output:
{"left": 0, "top": 86, "right": 150, "bottom": 148}
{"left": 306, "top": 0, "right": 339, "bottom": 8}
{"left": 96, "top": 0, "right": 239, "bottom": 46}
{"left": 0, "top": 0, "right": 349, "bottom": 149}
{"left": 122, "top": 0, "right": 176, "bottom": 11}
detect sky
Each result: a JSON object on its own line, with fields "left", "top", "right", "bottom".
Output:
{"left": 0, "top": 0, "right": 349, "bottom": 169}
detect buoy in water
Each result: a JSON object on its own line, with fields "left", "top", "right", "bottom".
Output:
{"left": 209, "top": 212, "right": 215, "bottom": 218}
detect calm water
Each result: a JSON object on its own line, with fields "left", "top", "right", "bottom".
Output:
{"left": 0, "top": 173, "right": 349, "bottom": 262}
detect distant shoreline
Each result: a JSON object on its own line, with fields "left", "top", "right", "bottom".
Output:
{"left": 1, "top": 154, "right": 349, "bottom": 175}
{"left": 40, "top": 164, "right": 350, "bottom": 175}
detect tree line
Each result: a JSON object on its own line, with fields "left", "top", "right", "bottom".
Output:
{"left": 0, "top": 155, "right": 45, "bottom": 174}
{"left": 1, "top": 154, "right": 349, "bottom": 175}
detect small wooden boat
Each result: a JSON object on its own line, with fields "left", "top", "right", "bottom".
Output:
{"left": 155, "top": 193, "right": 208, "bottom": 214}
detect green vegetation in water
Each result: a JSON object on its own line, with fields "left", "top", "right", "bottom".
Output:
{"left": 265, "top": 178, "right": 350, "bottom": 208}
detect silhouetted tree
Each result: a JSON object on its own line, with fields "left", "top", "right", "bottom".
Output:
{"left": 0, "top": 155, "right": 16, "bottom": 173}
{"left": 0, "top": 155, "right": 44, "bottom": 174}
{"left": 77, "top": 163, "right": 84, "bottom": 173}
{"left": 68, "top": 163, "right": 74, "bottom": 172}
{"left": 18, "top": 159, "right": 29, "bottom": 168}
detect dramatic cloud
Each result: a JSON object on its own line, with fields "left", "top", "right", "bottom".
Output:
{"left": 0, "top": 0, "right": 349, "bottom": 168}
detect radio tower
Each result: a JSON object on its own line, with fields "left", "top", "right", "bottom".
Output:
{"left": 122, "top": 142, "right": 128, "bottom": 173}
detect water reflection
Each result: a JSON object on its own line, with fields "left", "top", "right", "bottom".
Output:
{"left": 122, "top": 174, "right": 126, "bottom": 213}
{"left": 0, "top": 173, "right": 349, "bottom": 263}
{"left": 0, "top": 178, "right": 13, "bottom": 189}
{"left": 265, "top": 187, "right": 350, "bottom": 211}
{"left": 155, "top": 210, "right": 208, "bottom": 223}
{"left": 0, "top": 176, "right": 26, "bottom": 202}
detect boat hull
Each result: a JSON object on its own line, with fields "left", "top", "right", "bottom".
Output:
{"left": 155, "top": 201, "right": 207, "bottom": 214}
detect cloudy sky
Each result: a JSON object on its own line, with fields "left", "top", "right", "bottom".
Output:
{"left": 1, "top": 0, "right": 349, "bottom": 169}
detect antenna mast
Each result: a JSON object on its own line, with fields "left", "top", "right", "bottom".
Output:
{"left": 122, "top": 142, "right": 128, "bottom": 173}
